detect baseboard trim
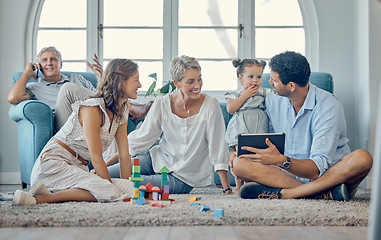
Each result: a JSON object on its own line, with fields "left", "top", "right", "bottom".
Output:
{"left": 0, "top": 172, "right": 21, "bottom": 184}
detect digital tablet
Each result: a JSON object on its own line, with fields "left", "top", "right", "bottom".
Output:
{"left": 237, "top": 133, "right": 285, "bottom": 156}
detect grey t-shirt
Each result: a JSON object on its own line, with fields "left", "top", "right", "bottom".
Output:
{"left": 26, "top": 73, "right": 96, "bottom": 112}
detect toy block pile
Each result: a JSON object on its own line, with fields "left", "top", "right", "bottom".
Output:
{"left": 129, "top": 158, "right": 172, "bottom": 206}
{"left": 129, "top": 158, "right": 144, "bottom": 200}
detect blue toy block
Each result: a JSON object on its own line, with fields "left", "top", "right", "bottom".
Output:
{"left": 200, "top": 205, "right": 211, "bottom": 212}
{"left": 190, "top": 202, "right": 201, "bottom": 206}
{"left": 136, "top": 197, "right": 146, "bottom": 205}
{"left": 196, "top": 197, "right": 201, "bottom": 201}
{"left": 214, "top": 209, "right": 224, "bottom": 218}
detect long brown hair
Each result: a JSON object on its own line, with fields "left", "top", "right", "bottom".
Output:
{"left": 92, "top": 59, "right": 138, "bottom": 120}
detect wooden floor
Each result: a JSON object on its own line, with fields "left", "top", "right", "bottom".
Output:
{"left": 0, "top": 226, "right": 368, "bottom": 240}
{"left": 0, "top": 185, "right": 369, "bottom": 240}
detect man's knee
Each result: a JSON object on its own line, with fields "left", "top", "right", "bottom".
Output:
{"left": 57, "top": 83, "right": 92, "bottom": 104}
{"left": 354, "top": 149, "right": 373, "bottom": 171}
{"left": 343, "top": 149, "right": 373, "bottom": 173}
{"left": 232, "top": 157, "right": 253, "bottom": 178}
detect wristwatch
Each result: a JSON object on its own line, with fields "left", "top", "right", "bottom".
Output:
{"left": 280, "top": 156, "right": 291, "bottom": 169}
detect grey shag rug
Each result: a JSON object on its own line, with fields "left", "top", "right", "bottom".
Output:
{"left": 0, "top": 186, "right": 371, "bottom": 227}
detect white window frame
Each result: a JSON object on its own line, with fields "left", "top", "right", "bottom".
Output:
{"left": 25, "top": 0, "right": 318, "bottom": 100}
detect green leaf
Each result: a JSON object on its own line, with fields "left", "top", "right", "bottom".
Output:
{"left": 145, "top": 80, "right": 157, "bottom": 96}
{"left": 156, "top": 88, "right": 165, "bottom": 96}
{"left": 160, "top": 82, "right": 170, "bottom": 94}
{"left": 148, "top": 73, "right": 157, "bottom": 80}
{"left": 160, "top": 81, "right": 176, "bottom": 94}
{"left": 169, "top": 81, "right": 176, "bottom": 92}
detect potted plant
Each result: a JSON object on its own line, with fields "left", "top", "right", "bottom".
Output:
{"left": 145, "top": 73, "right": 176, "bottom": 97}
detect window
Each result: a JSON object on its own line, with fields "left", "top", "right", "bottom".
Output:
{"left": 35, "top": 0, "right": 306, "bottom": 92}
{"left": 36, "top": 0, "right": 87, "bottom": 72}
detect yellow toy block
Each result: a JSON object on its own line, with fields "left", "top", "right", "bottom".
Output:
{"left": 188, "top": 196, "right": 197, "bottom": 202}
{"left": 134, "top": 189, "right": 140, "bottom": 198}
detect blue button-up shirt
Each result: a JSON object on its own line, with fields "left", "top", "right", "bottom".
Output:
{"left": 265, "top": 84, "right": 351, "bottom": 183}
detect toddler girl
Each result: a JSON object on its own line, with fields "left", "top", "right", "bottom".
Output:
{"left": 225, "top": 58, "right": 271, "bottom": 192}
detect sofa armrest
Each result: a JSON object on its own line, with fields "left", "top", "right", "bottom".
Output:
{"left": 9, "top": 100, "right": 54, "bottom": 185}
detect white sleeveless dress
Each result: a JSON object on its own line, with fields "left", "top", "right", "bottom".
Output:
{"left": 31, "top": 98, "right": 132, "bottom": 202}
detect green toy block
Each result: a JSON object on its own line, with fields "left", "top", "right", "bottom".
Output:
{"left": 161, "top": 179, "right": 167, "bottom": 186}
{"left": 129, "top": 177, "right": 144, "bottom": 181}
{"left": 158, "top": 166, "right": 170, "bottom": 173}
{"left": 133, "top": 165, "right": 141, "bottom": 173}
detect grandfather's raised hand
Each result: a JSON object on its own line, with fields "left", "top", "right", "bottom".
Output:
{"left": 87, "top": 53, "right": 103, "bottom": 78}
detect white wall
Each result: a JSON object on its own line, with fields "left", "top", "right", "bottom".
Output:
{"left": 0, "top": 0, "right": 379, "bottom": 185}
{"left": 313, "top": 0, "right": 359, "bottom": 150}
{"left": 369, "top": 0, "right": 381, "bottom": 159}
{"left": 0, "top": 0, "right": 30, "bottom": 183}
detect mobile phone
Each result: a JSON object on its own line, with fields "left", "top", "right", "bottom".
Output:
{"left": 32, "top": 64, "right": 39, "bottom": 78}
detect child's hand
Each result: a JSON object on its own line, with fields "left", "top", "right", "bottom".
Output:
{"left": 242, "top": 84, "right": 259, "bottom": 99}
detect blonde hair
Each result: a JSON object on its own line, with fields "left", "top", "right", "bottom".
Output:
{"left": 92, "top": 59, "right": 138, "bottom": 120}
{"left": 170, "top": 55, "right": 201, "bottom": 81}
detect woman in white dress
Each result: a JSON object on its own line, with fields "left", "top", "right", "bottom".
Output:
{"left": 13, "top": 58, "right": 141, "bottom": 205}
{"left": 107, "top": 55, "right": 233, "bottom": 195}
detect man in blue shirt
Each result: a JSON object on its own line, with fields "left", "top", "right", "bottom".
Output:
{"left": 230, "top": 51, "right": 373, "bottom": 201}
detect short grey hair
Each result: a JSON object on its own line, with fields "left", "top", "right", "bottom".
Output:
{"left": 170, "top": 55, "right": 201, "bottom": 81}
{"left": 37, "top": 46, "right": 62, "bottom": 64}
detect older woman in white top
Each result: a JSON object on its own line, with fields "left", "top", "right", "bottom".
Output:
{"left": 108, "top": 55, "right": 232, "bottom": 194}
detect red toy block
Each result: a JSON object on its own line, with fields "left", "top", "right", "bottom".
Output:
{"left": 133, "top": 158, "right": 139, "bottom": 166}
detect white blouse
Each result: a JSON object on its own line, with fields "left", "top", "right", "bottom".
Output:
{"left": 128, "top": 94, "right": 229, "bottom": 187}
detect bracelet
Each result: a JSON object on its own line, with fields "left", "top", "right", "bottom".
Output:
{"left": 223, "top": 187, "right": 232, "bottom": 193}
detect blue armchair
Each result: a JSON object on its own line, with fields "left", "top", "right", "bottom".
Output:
{"left": 214, "top": 72, "right": 334, "bottom": 186}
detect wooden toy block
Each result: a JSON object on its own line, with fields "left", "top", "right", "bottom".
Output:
{"left": 150, "top": 202, "right": 166, "bottom": 208}
{"left": 196, "top": 197, "right": 201, "bottom": 201}
{"left": 145, "top": 182, "right": 154, "bottom": 192}
{"left": 132, "top": 165, "right": 141, "bottom": 173}
{"left": 214, "top": 209, "right": 224, "bottom": 218}
{"left": 190, "top": 202, "right": 200, "bottom": 206}
{"left": 162, "top": 192, "right": 169, "bottom": 199}
{"left": 200, "top": 205, "right": 211, "bottom": 212}
{"left": 133, "top": 158, "right": 139, "bottom": 166}
{"left": 158, "top": 166, "right": 170, "bottom": 173}
{"left": 188, "top": 196, "right": 197, "bottom": 202}
{"left": 129, "top": 177, "right": 144, "bottom": 181}
{"left": 161, "top": 179, "right": 167, "bottom": 186}
{"left": 135, "top": 197, "right": 146, "bottom": 205}
{"left": 163, "top": 185, "right": 169, "bottom": 193}
{"left": 133, "top": 181, "right": 140, "bottom": 188}
{"left": 133, "top": 189, "right": 140, "bottom": 198}
{"left": 152, "top": 191, "right": 159, "bottom": 201}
